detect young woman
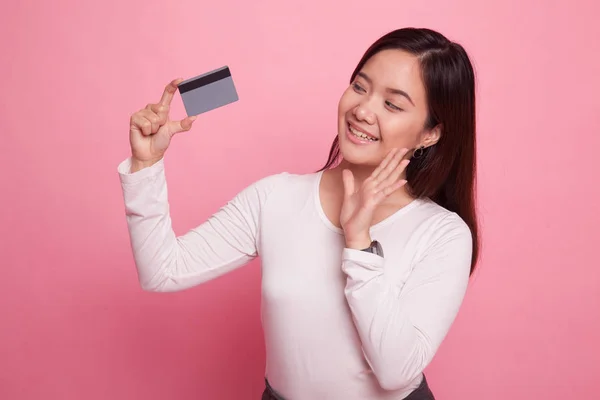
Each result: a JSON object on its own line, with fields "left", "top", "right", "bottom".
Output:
{"left": 118, "top": 27, "right": 479, "bottom": 400}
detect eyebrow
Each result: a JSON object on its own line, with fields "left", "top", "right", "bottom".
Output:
{"left": 357, "top": 72, "right": 415, "bottom": 106}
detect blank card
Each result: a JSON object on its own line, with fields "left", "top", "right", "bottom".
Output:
{"left": 177, "top": 66, "right": 239, "bottom": 116}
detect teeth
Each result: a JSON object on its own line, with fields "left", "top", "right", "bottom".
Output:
{"left": 349, "top": 125, "right": 377, "bottom": 141}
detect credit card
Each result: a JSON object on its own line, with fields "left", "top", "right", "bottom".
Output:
{"left": 177, "top": 66, "right": 239, "bottom": 116}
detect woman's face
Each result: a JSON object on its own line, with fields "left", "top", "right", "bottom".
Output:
{"left": 337, "top": 49, "right": 440, "bottom": 167}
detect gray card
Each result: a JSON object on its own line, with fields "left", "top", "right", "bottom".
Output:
{"left": 177, "top": 66, "right": 239, "bottom": 116}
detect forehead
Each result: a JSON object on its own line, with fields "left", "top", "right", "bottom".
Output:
{"left": 360, "top": 49, "right": 426, "bottom": 103}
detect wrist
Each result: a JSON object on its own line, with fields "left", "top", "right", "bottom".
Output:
{"left": 130, "top": 156, "right": 162, "bottom": 173}
{"left": 345, "top": 235, "right": 372, "bottom": 250}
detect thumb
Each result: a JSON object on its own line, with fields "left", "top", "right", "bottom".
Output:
{"left": 342, "top": 169, "right": 355, "bottom": 198}
{"left": 168, "top": 115, "right": 197, "bottom": 136}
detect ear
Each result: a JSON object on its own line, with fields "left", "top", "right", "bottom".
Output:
{"left": 421, "top": 124, "right": 442, "bottom": 148}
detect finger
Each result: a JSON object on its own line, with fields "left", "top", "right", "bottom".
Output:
{"left": 370, "top": 148, "right": 398, "bottom": 181}
{"left": 342, "top": 169, "right": 355, "bottom": 198}
{"left": 146, "top": 103, "right": 169, "bottom": 124}
{"left": 374, "top": 148, "right": 409, "bottom": 185}
{"left": 159, "top": 78, "right": 184, "bottom": 106}
{"left": 374, "top": 179, "right": 408, "bottom": 203}
{"left": 167, "top": 115, "right": 197, "bottom": 136}
{"left": 131, "top": 114, "right": 154, "bottom": 136}
{"left": 138, "top": 109, "right": 162, "bottom": 133}
{"left": 377, "top": 158, "right": 410, "bottom": 191}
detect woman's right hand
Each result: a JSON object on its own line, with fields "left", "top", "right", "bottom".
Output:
{"left": 129, "top": 78, "right": 197, "bottom": 172}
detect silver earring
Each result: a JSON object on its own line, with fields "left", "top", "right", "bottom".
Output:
{"left": 413, "top": 145, "right": 425, "bottom": 159}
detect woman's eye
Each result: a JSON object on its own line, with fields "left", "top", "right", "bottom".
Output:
{"left": 352, "top": 83, "right": 365, "bottom": 92}
{"left": 386, "top": 101, "right": 402, "bottom": 111}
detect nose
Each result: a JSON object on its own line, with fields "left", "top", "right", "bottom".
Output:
{"left": 353, "top": 102, "right": 375, "bottom": 125}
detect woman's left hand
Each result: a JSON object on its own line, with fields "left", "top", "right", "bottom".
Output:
{"left": 340, "top": 148, "right": 411, "bottom": 249}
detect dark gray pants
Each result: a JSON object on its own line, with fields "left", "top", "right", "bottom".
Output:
{"left": 262, "top": 375, "right": 435, "bottom": 400}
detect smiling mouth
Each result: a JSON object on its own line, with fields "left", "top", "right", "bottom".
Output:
{"left": 348, "top": 123, "right": 379, "bottom": 141}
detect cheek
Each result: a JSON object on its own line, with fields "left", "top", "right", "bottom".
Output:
{"left": 338, "top": 88, "right": 356, "bottom": 116}
{"left": 379, "top": 117, "right": 422, "bottom": 145}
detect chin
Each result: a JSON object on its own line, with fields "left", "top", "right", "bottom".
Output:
{"left": 337, "top": 134, "right": 380, "bottom": 167}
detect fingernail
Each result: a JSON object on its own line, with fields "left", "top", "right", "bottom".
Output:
{"left": 190, "top": 116, "right": 197, "bottom": 121}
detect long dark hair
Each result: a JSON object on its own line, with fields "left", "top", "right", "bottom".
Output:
{"left": 320, "top": 27, "right": 480, "bottom": 275}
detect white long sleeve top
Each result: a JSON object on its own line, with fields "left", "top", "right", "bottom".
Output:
{"left": 117, "top": 156, "right": 472, "bottom": 400}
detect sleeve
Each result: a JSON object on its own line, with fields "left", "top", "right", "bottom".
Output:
{"left": 117, "top": 156, "right": 284, "bottom": 292}
{"left": 340, "top": 213, "right": 472, "bottom": 391}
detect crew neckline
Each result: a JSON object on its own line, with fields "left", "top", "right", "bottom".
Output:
{"left": 313, "top": 169, "right": 422, "bottom": 235}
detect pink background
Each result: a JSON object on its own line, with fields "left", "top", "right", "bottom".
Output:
{"left": 1, "top": 0, "right": 599, "bottom": 399}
